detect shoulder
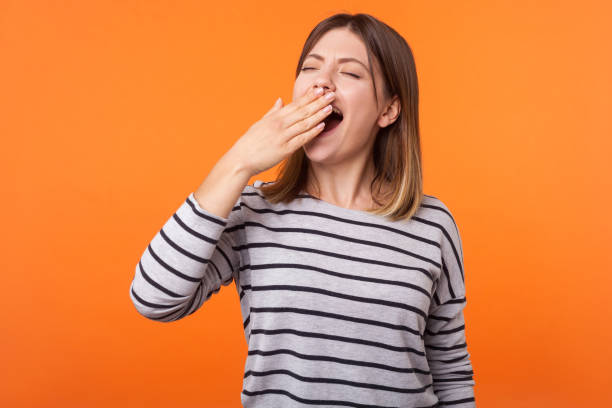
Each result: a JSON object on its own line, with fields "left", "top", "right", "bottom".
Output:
{"left": 420, "top": 193, "right": 463, "bottom": 255}
{"left": 420, "top": 194, "right": 459, "bottom": 232}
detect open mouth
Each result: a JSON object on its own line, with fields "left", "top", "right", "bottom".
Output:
{"left": 322, "top": 105, "right": 343, "bottom": 134}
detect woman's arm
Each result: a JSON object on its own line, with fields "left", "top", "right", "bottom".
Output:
{"left": 129, "top": 153, "right": 252, "bottom": 322}
{"left": 424, "top": 208, "right": 477, "bottom": 406}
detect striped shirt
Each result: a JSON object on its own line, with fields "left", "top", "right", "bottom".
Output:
{"left": 130, "top": 179, "right": 476, "bottom": 407}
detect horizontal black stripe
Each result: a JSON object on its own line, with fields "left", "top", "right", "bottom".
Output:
{"left": 251, "top": 306, "right": 423, "bottom": 338}
{"left": 242, "top": 387, "right": 401, "bottom": 408}
{"left": 159, "top": 226, "right": 210, "bottom": 264}
{"left": 425, "top": 324, "right": 465, "bottom": 336}
{"left": 425, "top": 342, "right": 468, "bottom": 351}
{"left": 247, "top": 347, "right": 431, "bottom": 375}
{"left": 172, "top": 212, "right": 218, "bottom": 245}
{"left": 448, "top": 369, "right": 474, "bottom": 376}
{"left": 250, "top": 328, "right": 426, "bottom": 356}
{"left": 185, "top": 195, "right": 227, "bottom": 226}
{"left": 130, "top": 286, "right": 180, "bottom": 310}
{"left": 432, "top": 375, "right": 474, "bottom": 383}
{"left": 244, "top": 368, "right": 434, "bottom": 393}
{"left": 239, "top": 198, "right": 440, "bottom": 247}
{"left": 153, "top": 306, "right": 185, "bottom": 322}
{"left": 251, "top": 284, "right": 428, "bottom": 319}
{"left": 137, "top": 261, "right": 183, "bottom": 298}
{"left": 438, "top": 396, "right": 476, "bottom": 406}
{"left": 431, "top": 353, "right": 470, "bottom": 364}
{"left": 146, "top": 243, "right": 201, "bottom": 283}
{"left": 243, "top": 220, "right": 440, "bottom": 268}
{"left": 239, "top": 242, "right": 435, "bottom": 282}
{"left": 249, "top": 262, "right": 431, "bottom": 297}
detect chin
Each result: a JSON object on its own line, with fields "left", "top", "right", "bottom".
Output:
{"left": 303, "top": 143, "right": 340, "bottom": 164}
{"left": 303, "top": 116, "right": 350, "bottom": 161}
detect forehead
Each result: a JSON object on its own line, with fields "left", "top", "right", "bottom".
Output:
{"left": 307, "top": 28, "right": 369, "bottom": 66}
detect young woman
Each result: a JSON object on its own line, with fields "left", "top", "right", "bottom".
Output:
{"left": 130, "top": 13, "right": 476, "bottom": 408}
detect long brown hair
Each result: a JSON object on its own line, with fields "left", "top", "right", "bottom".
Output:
{"left": 260, "top": 13, "right": 423, "bottom": 222}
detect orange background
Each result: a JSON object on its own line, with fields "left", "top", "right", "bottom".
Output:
{"left": 2, "top": 1, "right": 611, "bottom": 406}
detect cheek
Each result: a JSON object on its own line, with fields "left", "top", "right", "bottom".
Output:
{"left": 346, "top": 101, "right": 377, "bottom": 124}
{"left": 345, "top": 86, "right": 374, "bottom": 111}
{"left": 293, "top": 78, "right": 311, "bottom": 99}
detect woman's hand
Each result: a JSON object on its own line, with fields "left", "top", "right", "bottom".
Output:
{"left": 228, "top": 86, "right": 336, "bottom": 176}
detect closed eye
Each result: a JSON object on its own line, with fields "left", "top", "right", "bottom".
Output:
{"left": 300, "top": 67, "right": 360, "bottom": 79}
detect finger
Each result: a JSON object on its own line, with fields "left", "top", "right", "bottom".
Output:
{"left": 286, "top": 115, "right": 328, "bottom": 151}
{"left": 284, "top": 90, "right": 335, "bottom": 130}
{"left": 286, "top": 102, "right": 333, "bottom": 139}
{"left": 285, "top": 86, "right": 325, "bottom": 116}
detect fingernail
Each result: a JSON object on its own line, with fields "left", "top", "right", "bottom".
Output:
{"left": 315, "top": 87, "right": 324, "bottom": 95}
{"left": 325, "top": 91, "right": 335, "bottom": 99}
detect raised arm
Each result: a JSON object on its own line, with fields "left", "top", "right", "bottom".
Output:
{"left": 129, "top": 86, "right": 337, "bottom": 322}
{"left": 129, "top": 153, "right": 252, "bottom": 322}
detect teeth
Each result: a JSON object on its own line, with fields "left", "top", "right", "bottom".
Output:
{"left": 332, "top": 106, "right": 342, "bottom": 116}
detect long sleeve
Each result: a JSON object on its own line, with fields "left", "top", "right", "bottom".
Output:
{"left": 424, "top": 212, "right": 476, "bottom": 406}
{"left": 129, "top": 191, "right": 244, "bottom": 322}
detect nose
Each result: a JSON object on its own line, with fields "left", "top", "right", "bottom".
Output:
{"left": 312, "top": 72, "right": 336, "bottom": 94}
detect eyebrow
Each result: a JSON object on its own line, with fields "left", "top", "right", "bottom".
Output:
{"left": 304, "top": 53, "right": 370, "bottom": 71}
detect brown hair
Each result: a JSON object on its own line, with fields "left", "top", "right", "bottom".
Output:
{"left": 259, "top": 13, "right": 423, "bottom": 222}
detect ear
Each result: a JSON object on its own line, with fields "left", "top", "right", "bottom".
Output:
{"left": 378, "top": 94, "right": 401, "bottom": 128}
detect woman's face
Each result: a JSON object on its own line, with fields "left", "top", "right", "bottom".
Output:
{"left": 293, "top": 27, "right": 391, "bottom": 165}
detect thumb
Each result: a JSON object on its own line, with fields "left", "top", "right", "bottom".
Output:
{"left": 264, "top": 97, "right": 283, "bottom": 117}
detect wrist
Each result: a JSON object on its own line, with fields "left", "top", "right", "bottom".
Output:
{"left": 220, "top": 149, "right": 253, "bottom": 181}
